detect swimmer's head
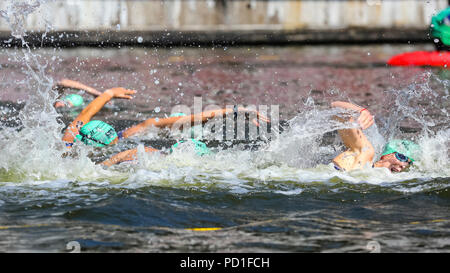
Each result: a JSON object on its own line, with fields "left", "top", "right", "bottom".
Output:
{"left": 170, "top": 112, "right": 187, "bottom": 117}
{"left": 374, "top": 140, "right": 420, "bottom": 172}
{"left": 170, "top": 139, "right": 211, "bottom": 156}
{"left": 75, "top": 120, "right": 118, "bottom": 147}
{"left": 55, "top": 94, "right": 84, "bottom": 108}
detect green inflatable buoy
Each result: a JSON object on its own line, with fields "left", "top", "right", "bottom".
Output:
{"left": 431, "top": 7, "right": 450, "bottom": 47}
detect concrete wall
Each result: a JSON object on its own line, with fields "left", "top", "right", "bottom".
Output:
{"left": 0, "top": 0, "right": 447, "bottom": 45}
{"left": 0, "top": 0, "right": 447, "bottom": 31}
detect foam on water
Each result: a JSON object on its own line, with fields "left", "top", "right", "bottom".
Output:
{"left": 0, "top": 1, "right": 448, "bottom": 197}
{"left": 0, "top": 74, "right": 449, "bottom": 194}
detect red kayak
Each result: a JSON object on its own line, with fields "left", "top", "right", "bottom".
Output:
{"left": 387, "top": 51, "right": 450, "bottom": 67}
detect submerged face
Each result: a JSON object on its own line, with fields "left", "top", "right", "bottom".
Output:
{"left": 54, "top": 100, "right": 72, "bottom": 108}
{"left": 54, "top": 94, "right": 84, "bottom": 108}
{"left": 374, "top": 153, "right": 412, "bottom": 172}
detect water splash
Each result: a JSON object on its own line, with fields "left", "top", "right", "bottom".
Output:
{"left": 380, "top": 72, "right": 449, "bottom": 138}
{"left": 0, "top": 1, "right": 447, "bottom": 193}
{"left": 123, "top": 78, "right": 449, "bottom": 192}
{"left": 0, "top": 0, "right": 42, "bottom": 39}
{"left": 0, "top": 0, "right": 102, "bottom": 181}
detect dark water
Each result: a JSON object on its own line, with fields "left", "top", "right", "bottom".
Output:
{"left": 0, "top": 45, "right": 449, "bottom": 252}
{"left": 0, "top": 179, "right": 448, "bottom": 252}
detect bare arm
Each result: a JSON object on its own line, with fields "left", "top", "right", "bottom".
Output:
{"left": 120, "top": 106, "right": 270, "bottom": 139}
{"left": 55, "top": 79, "right": 102, "bottom": 97}
{"left": 100, "top": 146, "right": 159, "bottom": 166}
{"left": 62, "top": 87, "right": 136, "bottom": 144}
{"left": 331, "top": 101, "right": 375, "bottom": 171}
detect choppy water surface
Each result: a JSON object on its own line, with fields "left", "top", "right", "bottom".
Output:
{"left": 0, "top": 43, "right": 449, "bottom": 252}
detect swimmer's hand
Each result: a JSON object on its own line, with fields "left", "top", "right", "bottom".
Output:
{"left": 357, "top": 108, "right": 374, "bottom": 130}
{"left": 331, "top": 101, "right": 374, "bottom": 130}
{"left": 104, "top": 87, "right": 137, "bottom": 100}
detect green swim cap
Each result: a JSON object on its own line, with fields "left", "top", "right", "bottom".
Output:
{"left": 381, "top": 139, "right": 420, "bottom": 162}
{"left": 170, "top": 139, "right": 211, "bottom": 156}
{"left": 170, "top": 112, "right": 187, "bottom": 117}
{"left": 75, "top": 120, "right": 118, "bottom": 147}
{"left": 431, "top": 7, "right": 450, "bottom": 46}
{"left": 64, "top": 94, "right": 84, "bottom": 107}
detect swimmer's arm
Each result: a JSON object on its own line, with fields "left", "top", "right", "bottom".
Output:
{"left": 62, "top": 87, "right": 136, "bottom": 144}
{"left": 119, "top": 107, "right": 270, "bottom": 139}
{"left": 331, "top": 101, "right": 375, "bottom": 170}
{"left": 54, "top": 79, "right": 102, "bottom": 97}
{"left": 100, "top": 146, "right": 158, "bottom": 167}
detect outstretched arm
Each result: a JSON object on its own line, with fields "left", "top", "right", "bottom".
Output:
{"left": 331, "top": 101, "right": 375, "bottom": 171}
{"left": 100, "top": 146, "right": 159, "bottom": 166}
{"left": 54, "top": 79, "right": 103, "bottom": 97}
{"left": 62, "top": 87, "right": 136, "bottom": 145}
{"left": 119, "top": 106, "right": 271, "bottom": 139}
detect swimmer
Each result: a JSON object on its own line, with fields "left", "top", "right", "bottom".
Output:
{"left": 53, "top": 79, "right": 102, "bottom": 108}
{"left": 61, "top": 87, "right": 270, "bottom": 164}
{"left": 102, "top": 100, "right": 420, "bottom": 171}
{"left": 331, "top": 101, "right": 420, "bottom": 172}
